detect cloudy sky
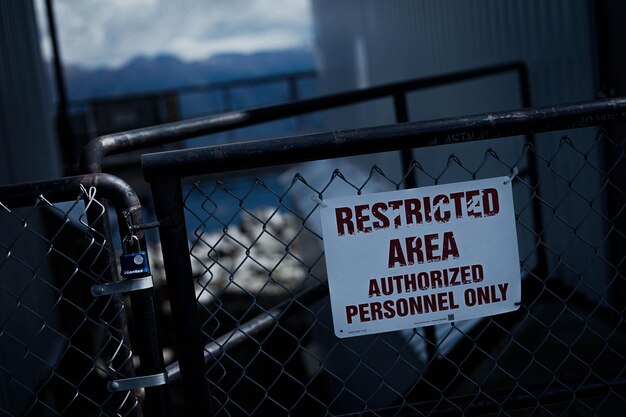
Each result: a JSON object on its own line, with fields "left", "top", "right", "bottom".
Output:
{"left": 36, "top": 0, "right": 313, "bottom": 69}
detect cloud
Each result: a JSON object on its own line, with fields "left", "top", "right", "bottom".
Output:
{"left": 36, "top": 0, "right": 312, "bottom": 69}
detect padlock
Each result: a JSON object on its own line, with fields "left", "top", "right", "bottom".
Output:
{"left": 120, "top": 235, "right": 151, "bottom": 278}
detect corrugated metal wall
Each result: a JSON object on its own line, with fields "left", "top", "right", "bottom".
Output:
{"left": 0, "top": 0, "right": 60, "bottom": 183}
{"left": 312, "top": 0, "right": 595, "bottom": 112}
{"left": 0, "top": 1, "right": 62, "bottom": 414}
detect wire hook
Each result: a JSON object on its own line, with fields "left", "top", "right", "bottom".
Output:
{"left": 79, "top": 184, "right": 106, "bottom": 229}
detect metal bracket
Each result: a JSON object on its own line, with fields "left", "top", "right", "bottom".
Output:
{"left": 503, "top": 166, "right": 519, "bottom": 184}
{"left": 129, "top": 221, "right": 161, "bottom": 231}
{"left": 107, "top": 373, "right": 167, "bottom": 392}
{"left": 91, "top": 275, "right": 153, "bottom": 297}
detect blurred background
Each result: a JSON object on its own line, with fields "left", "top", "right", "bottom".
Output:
{"left": 2, "top": 0, "right": 624, "bottom": 185}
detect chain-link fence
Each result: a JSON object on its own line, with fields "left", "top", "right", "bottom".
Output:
{"left": 144, "top": 99, "right": 626, "bottom": 416}
{"left": 0, "top": 175, "right": 169, "bottom": 417}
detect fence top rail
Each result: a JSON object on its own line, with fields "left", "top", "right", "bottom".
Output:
{"left": 141, "top": 96, "right": 626, "bottom": 181}
{"left": 82, "top": 61, "right": 527, "bottom": 173}
{"left": 70, "top": 70, "right": 318, "bottom": 108}
{"left": 0, "top": 173, "right": 137, "bottom": 209}
{"left": 0, "top": 173, "right": 141, "bottom": 230}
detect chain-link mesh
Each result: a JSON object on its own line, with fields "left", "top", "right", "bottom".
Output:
{"left": 0, "top": 186, "right": 141, "bottom": 417}
{"left": 177, "top": 127, "right": 626, "bottom": 416}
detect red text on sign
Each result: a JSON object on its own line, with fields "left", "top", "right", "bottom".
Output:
{"left": 334, "top": 188, "right": 499, "bottom": 236}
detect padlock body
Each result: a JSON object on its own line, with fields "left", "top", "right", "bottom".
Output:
{"left": 120, "top": 251, "right": 151, "bottom": 278}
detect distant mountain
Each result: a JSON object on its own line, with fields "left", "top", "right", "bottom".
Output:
{"left": 57, "top": 48, "right": 317, "bottom": 101}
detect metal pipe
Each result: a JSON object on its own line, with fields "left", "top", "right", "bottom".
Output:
{"left": 165, "top": 282, "right": 329, "bottom": 382}
{"left": 393, "top": 92, "right": 414, "bottom": 188}
{"left": 149, "top": 178, "right": 212, "bottom": 416}
{"left": 392, "top": 91, "right": 441, "bottom": 362}
{"left": 142, "top": 96, "right": 626, "bottom": 181}
{"left": 82, "top": 179, "right": 145, "bottom": 417}
{"left": 82, "top": 62, "right": 527, "bottom": 173}
{"left": 114, "top": 206, "right": 172, "bottom": 417}
{"left": 85, "top": 175, "right": 171, "bottom": 416}
{"left": 165, "top": 307, "right": 280, "bottom": 383}
{"left": 516, "top": 65, "right": 549, "bottom": 283}
{"left": 0, "top": 174, "right": 139, "bottom": 211}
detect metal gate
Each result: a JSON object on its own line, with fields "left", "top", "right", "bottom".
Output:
{"left": 142, "top": 98, "right": 626, "bottom": 416}
{"left": 0, "top": 174, "right": 169, "bottom": 417}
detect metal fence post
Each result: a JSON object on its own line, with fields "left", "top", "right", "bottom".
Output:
{"left": 149, "top": 177, "right": 212, "bottom": 416}
{"left": 83, "top": 194, "right": 144, "bottom": 417}
{"left": 81, "top": 62, "right": 527, "bottom": 174}
{"left": 114, "top": 205, "right": 172, "bottom": 417}
{"left": 287, "top": 75, "right": 305, "bottom": 132}
{"left": 516, "top": 64, "right": 549, "bottom": 282}
{"left": 86, "top": 174, "right": 172, "bottom": 416}
{"left": 393, "top": 92, "right": 413, "bottom": 182}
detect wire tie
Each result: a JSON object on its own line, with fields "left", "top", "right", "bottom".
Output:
{"left": 108, "top": 373, "right": 167, "bottom": 392}
{"left": 79, "top": 184, "right": 97, "bottom": 212}
{"left": 91, "top": 275, "right": 154, "bottom": 297}
{"left": 311, "top": 195, "right": 327, "bottom": 207}
{"left": 503, "top": 167, "right": 519, "bottom": 184}
{"left": 129, "top": 221, "right": 161, "bottom": 231}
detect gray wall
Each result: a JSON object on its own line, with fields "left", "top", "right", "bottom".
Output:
{"left": 307, "top": 1, "right": 607, "bottom": 412}
{"left": 0, "top": 0, "right": 61, "bottom": 183}
{"left": 312, "top": 0, "right": 595, "bottom": 111}
{"left": 311, "top": 0, "right": 597, "bottom": 177}
{"left": 0, "top": 1, "right": 63, "bottom": 414}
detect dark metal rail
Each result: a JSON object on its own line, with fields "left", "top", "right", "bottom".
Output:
{"left": 143, "top": 96, "right": 626, "bottom": 179}
{"left": 82, "top": 62, "right": 528, "bottom": 173}
{"left": 0, "top": 174, "right": 139, "bottom": 212}
{"left": 165, "top": 282, "right": 328, "bottom": 383}
{"left": 149, "top": 179, "right": 211, "bottom": 416}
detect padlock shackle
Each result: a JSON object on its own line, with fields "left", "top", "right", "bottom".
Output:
{"left": 123, "top": 234, "right": 141, "bottom": 254}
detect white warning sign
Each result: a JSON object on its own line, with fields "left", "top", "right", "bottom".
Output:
{"left": 320, "top": 176, "right": 521, "bottom": 338}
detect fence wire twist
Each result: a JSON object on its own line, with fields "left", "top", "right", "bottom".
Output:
{"left": 174, "top": 128, "right": 625, "bottom": 416}
{"left": 0, "top": 186, "right": 140, "bottom": 417}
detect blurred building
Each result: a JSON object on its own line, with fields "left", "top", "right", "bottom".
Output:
{"left": 0, "top": 1, "right": 63, "bottom": 414}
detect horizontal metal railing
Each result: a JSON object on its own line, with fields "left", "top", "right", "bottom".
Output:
{"left": 142, "top": 96, "right": 626, "bottom": 179}
{"left": 81, "top": 62, "right": 529, "bottom": 173}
